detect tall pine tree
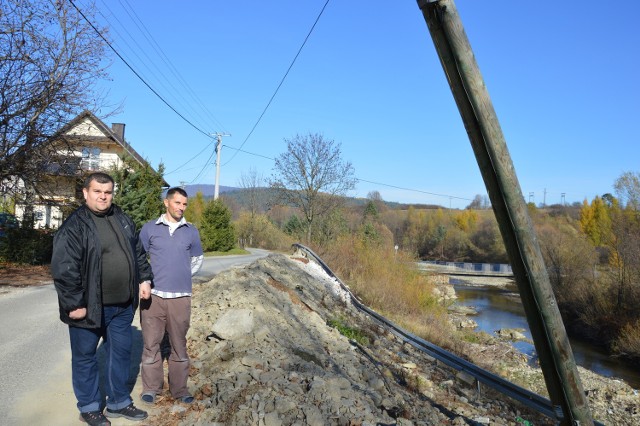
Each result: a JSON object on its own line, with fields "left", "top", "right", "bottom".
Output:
{"left": 200, "top": 199, "right": 235, "bottom": 252}
{"left": 111, "top": 155, "right": 165, "bottom": 230}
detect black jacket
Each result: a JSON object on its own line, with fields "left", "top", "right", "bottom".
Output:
{"left": 51, "top": 204, "right": 153, "bottom": 328}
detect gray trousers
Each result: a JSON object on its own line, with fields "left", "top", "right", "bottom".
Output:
{"left": 140, "top": 294, "right": 191, "bottom": 398}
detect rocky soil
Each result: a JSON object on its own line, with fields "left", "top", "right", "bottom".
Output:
{"left": 145, "top": 252, "right": 638, "bottom": 426}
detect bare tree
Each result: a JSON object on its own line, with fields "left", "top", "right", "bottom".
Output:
{"left": 238, "top": 166, "right": 265, "bottom": 247}
{"left": 367, "top": 190, "right": 387, "bottom": 215}
{"left": 614, "top": 171, "right": 640, "bottom": 211}
{"left": 270, "top": 133, "right": 356, "bottom": 243}
{"left": 238, "top": 166, "right": 264, "bottom": 219}
{"left": 466, "top": 194, "right": 490, "bottom": 210}
{"left": 0, "top": 0, "right": 110, "bottom": 202}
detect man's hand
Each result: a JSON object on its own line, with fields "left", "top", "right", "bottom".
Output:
{"left": 139, "top": 281, "right": 151, "bottom": 300}
{"left": 69, "top": 307, "right": 87, "bottom": 320}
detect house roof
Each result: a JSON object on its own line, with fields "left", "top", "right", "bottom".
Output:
{"left": 56, "top": 110, "right": 144, "bottom": 164}
{"left": 55, "top": 110, "right": 169, "bottom": 187}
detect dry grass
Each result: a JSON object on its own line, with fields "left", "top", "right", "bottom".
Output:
{"left": 613, "top": 319, "right": 640, "bottom": 360}
{"left": 321, "top": 235, "right": 455, "bottom": 350}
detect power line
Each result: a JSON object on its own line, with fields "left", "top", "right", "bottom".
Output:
{"left": 114, "top": 0, "right": 227, "bottom": 134}
{"left": 356, "top": 178, "right": 473, "bottom": 202}
{"left": 189, "top": 145, "right": 217, "bottom": 184}
{"left": 223, "top": 0, "right": 331, "bottom": 166}
{"left": 69, "top": 0, "right": 212, "bottom": 139}
{"left": 72, "top": 1, "right": 475, "bottom": 206}
{"left": 221, "top": 145, "right": 475, "bottom": 204}
{"left": 164, "top": 141, "right": 216, "bottom": 176}
{"left": 223, "top": 145, "right": 274, "bottom": 161}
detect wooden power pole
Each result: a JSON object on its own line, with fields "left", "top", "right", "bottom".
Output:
{"left": 416, "top": 1, "right": 593, "bottom": 424}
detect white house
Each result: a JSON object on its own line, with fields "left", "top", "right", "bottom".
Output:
{"left": 13, "top": 110, "right": 163, "bottom": 229}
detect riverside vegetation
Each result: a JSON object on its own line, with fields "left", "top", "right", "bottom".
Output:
{"left": 221, "top": 182, "right": 640, "bottom": 366}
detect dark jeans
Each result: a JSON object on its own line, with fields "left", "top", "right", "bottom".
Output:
{"left": 68, "top": 303, "right": 134, "bottom": 413}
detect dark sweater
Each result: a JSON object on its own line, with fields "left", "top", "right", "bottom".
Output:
{"left": 90, "top": 208, "right": 135, "bottom": 305}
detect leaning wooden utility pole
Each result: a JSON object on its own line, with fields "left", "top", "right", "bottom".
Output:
{"left": 416, "top": 1, "right": 593, "bottom": 424}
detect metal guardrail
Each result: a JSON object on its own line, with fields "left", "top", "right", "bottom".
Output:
{"left": 292, "top": 244, "right": 604, "bottom": 425}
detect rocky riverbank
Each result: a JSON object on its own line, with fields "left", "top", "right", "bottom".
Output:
{"left": 146, "top": 253, "right": 638, "bottom": 425}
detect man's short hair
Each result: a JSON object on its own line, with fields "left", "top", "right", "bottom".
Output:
{"left": 83, "top": 172, "right": 114, "bottom": 189}
{"left": 166, "top": 187, "right": 188, "bottom": 199}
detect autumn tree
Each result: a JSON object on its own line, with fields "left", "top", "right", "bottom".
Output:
{"left": 579, "top": 196, "right": 612, "bottom": 248}
{"left": 269, "top": 133, "right": 356, "bottom": 243}
{"left": 607, "top": 207, "right": 640, "bottom": 313}
{"left": 183, "top": 191, "right": 206, "bottom": 228}
{"left": 537, "top": 221, "right": 597, "bottom": 310}
{"left": 401, "top": 207, "right": 428, "bottom": 256}
{"left": 235, "top": 211, "right": 293, "bottom": 250}
{"left": 0, "top": 0, "right": 110, "bottom": 201}
{"left": 454, "top": 209, "right": 478, "bottom": 233}
{"left": 469, "top": 216, "right": 508, "bottom": 263}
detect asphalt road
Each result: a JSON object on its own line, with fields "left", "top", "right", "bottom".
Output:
{"left": 195, "top": 248, "right": 270, "bottom": 281}
{"left": 0, "top": 249, "right": 269, "bottom": 426}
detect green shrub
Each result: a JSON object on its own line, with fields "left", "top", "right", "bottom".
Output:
{"left": 0, "top": 228, "right": 54, "bottom": 265}
{"left": 200, "top": 199, "right": 236, "bottom": 252}
{"left": 327, "top": 317, "right": 370, "bottom": 345}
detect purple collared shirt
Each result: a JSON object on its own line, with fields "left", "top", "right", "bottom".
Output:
{"left": 140, "top": 215, "right": 203, "bottom": 295}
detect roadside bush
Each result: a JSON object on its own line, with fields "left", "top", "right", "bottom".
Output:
{"left": 234, "top": 212, "right": 293, "bottom": 251}
{"left": 0, "top": 228, "right": 54, "bottom": 265}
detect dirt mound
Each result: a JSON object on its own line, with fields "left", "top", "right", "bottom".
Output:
{"left": 147, "top": 253, "right": 559, "bottom": 425}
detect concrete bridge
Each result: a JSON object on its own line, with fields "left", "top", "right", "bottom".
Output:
{"left": 417, "top": 260, "right": 514, "bottom": 278}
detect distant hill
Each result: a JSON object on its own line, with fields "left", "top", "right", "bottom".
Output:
{"left": 181, "top": 185, "right": 447, "bottom": 210}
{"left": 182, "top": 184, "right": 239, "bottom": 197}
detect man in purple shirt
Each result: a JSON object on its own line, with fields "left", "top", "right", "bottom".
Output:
{"left": 138, "top": 187, "right": 203, "bottom": 405}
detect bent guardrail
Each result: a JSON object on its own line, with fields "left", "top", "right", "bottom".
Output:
{"left": 292, "top": 243, "right": 603, "bottom": 425}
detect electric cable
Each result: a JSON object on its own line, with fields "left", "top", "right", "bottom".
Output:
{"left": 223, "top": 0, "right": 331, "bottom": 166}
{"left": 69, "top": 0, "right": 212, "bottom": 139}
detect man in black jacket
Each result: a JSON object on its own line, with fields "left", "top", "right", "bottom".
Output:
{"left": 51, "top": 172, "right": 153, "bottom": 426}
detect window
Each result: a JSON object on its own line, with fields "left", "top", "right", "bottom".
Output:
{"left": 81, "top": 147, "right": 101, "bottom": 170}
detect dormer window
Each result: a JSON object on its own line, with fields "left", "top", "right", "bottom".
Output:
{"left": 81, "top": 147, "right": 101, "bottom": 170}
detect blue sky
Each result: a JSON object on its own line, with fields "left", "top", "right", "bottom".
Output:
{"left": 86, "top": 0, "right": 640, "bottom": 209}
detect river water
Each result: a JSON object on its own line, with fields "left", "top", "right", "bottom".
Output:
{"left": 452, "top": 280, "right": 640, "bottom": 389}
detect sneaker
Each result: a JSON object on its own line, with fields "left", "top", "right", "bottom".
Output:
{"left": 79, "top": 410, "right": 111, "bottom": 426}
{"left": 141, "top": 393, "right": 156, "bottom": 405}
{"left": 105, "top": 403, "right": 148, "bottom": 421}
{"left": 179, "top": 395, "right": 194, "bottom": 404}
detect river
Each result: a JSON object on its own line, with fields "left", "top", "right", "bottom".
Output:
{"left": 452, "top": 280, "right": 640, "bottom": 389}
